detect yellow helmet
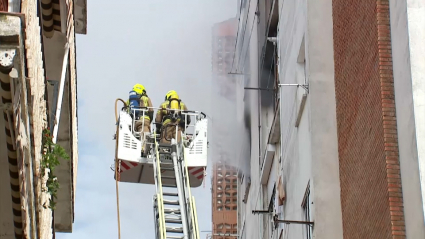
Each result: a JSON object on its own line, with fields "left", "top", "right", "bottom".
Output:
{"left": 133, "top": 84, "right": 146, "bottom": 95}
{"left": 165, "top": 90, "right": 177, "bottom": 100}
{"left": 169, "top": 92, "right": 179, "bottom": 100}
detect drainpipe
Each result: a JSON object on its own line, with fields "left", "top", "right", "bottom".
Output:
{"left": 52, "top": 43, "right": 69, "bottom": 144}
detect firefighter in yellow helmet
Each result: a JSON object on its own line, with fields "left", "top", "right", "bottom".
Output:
{"left": 155, "top": 90, "right": 190, "bottom": 144}
{"left": 127, "top": 84, "right": 154, "bottom": 136}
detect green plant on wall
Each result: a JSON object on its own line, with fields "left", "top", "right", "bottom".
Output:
{"left": 41, "top": 128, "right": 69, "bottom": 210}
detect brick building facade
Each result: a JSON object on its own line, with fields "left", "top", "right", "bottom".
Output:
{"left": 211, "top": 17, "right": 239, "bottom": 239}
{"left": 332, "top": 0, "right": 407, "bottom": 237}
{"left": 0, "top": 1, "right": 87, "bottom": 238}
{"left": 211, "top": 163, "right": 238, "bottom": 238}
{"left": 233, "top": 0, "right": 425, "bottom": 238}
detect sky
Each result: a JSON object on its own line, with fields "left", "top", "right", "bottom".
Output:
{"left": 56, "top": 1, "right": 237, "bottom": 238}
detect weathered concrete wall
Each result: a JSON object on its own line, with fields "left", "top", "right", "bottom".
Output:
{"left": 67, "top": 1, "right": 79, "bottom": 210}
{"left": 21, "top": 0, "right": 52, "bottom": 237}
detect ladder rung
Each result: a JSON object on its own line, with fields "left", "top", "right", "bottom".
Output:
{"left": 162, "top": 175, "right": 176, "bottom": 179}
{"left": 166, "top": 236, "right": 184, "bottom": 239}
{"left": 166, "top": 227, "right": 183, "bottom": 233}
{"left": 163, "top": 199, "right": 179, "bottom": 205}
{"left": 163, "top": 184, "right": 177, "bottom": 188}
{"left": 163, "top": 192, "right": 179, "bottom": 197}
{"left": 165, "top": 218, "right": 182, "bottom": 224}
{"left": 158, "top": 143, "right": 172, "bottom": 148}
{"left": 161, "top": 167, "right": 175, "bottom": 171}
{"left": 164, "top": 208, "right": 181, "bottom": 214}
{"left": 165, "top": 215, "right": 181, "bottom": 222}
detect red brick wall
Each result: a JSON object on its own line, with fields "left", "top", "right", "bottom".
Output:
{"left": 211, "top": 163, "right": 238, "bottom": 238}
{"left": 332, "top": 0, "right": 406, "bottom": 238}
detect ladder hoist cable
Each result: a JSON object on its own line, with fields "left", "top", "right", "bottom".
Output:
{"left": 114, "top": 98, "right": 126, "bottom": 239}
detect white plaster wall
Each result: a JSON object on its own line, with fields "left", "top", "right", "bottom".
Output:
{"left": 389, "top": 0, "right": 425, "bottom": 236}
{"left": 274, "top": 0, "right": 314, "bottom": 237}
{"left": 238, "top": 1, "right": 261, "bottom": 238}
{"left": 304, "top": 0, "right": 344, "bottom": 237}
{"left": 407, "top": 0, "right": 425, "bottom": 220}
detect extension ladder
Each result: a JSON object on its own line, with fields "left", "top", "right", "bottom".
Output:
{"left": 152, "top": 133, "right": 200, "bottom": 239}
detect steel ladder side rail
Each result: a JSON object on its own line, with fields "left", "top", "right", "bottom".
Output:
{"left": 171, "top": 137, "right": 190, "bottom": 239}
{"left": 191, "top": 196, "right": 200, "bottom": 239}
{"left": 181, "top": 148, "right": 200, "bottom": 239}
{"left": 152, "top": 196, "right": 160, "bottom": 239}
{"left": 153, "top": 133, "right": 167, "bottom": 239}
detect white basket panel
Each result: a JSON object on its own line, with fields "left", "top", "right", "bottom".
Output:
{"left": 184, "top": 119, "right": 208, "bottom": 167}
{"left": 117, "top": 111, "right": 142, "bottom": 162}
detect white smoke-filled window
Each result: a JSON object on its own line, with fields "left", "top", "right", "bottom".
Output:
{"left": 217, "top": 199, "right": 222, "bottom": 204}
{"left": 217, "top": 193, "right": 223, "bottom": 198}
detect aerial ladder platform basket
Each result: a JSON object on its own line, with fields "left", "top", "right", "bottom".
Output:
{"left": 113, "top": 105, "right": 207, "bottom": 239}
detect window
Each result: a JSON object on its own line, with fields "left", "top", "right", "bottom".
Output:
{"left": 225, "top": 224, "right": 231, "bottom": 229}
{"left": 217, "top": 206, "right": 223, "bottom": 211}
{"left": 217, "top": 224, "right": 223, "bottom": 229}
{"left": 233, "top": 206, "right": 237, "bottom": 210}
{"left": 218, "top": 179, "right": 222, "bottom": 184}
{"left": 225, "top": 192, "right": 231, "bottom": 197}
{"left": 217, "top": 193, "right": 223, "bottom": 198}
{"left": 225, "top": 185, "right": 231, "bottom": 190}
{"left": 225, "top": 179, "right": 231, "bottom": 183}
{"left": 225, "top": 199, "right": 230, "bottom": 204}
{"left": 302, "top": 182, "right": 312, "bottom": 239}
{"left": 217, "top": 199, "right": 222, "bottom": 204}
{"left": 218, "top": 186, "right": 222, "bottom": 191}
{"left": 225, "top": 172, "right": 231, "bottom": 177}
{"left": 225, "top": 206, "right": 231, "bottom": 211}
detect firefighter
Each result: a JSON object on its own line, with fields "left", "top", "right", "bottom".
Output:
{"left": 127, "top": 84, "right": 154, "bottom": 136}
{"left": 155, "top": 90, "right": 191, "bottom": 144}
